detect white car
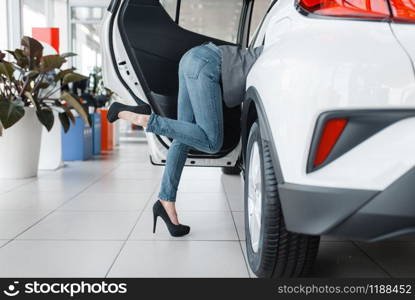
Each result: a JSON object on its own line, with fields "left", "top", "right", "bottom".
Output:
{"left": 102, "top": 0, "right": 415, "bottom": 277}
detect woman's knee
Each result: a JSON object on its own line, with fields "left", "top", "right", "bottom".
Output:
{"left": 206, "top": 135, "right": 223, "bottom": 154}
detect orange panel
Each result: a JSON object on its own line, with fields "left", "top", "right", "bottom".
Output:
{"left": 99, "top": 109, "right": 113, "bottom": 151}
{"left": 32, "top": 27, "right": 60, "bottom": 54}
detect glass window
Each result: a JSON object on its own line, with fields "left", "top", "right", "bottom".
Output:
{"left": 249, "top": 0, "right": 271, "bottom": 44}
{"left": 0, "top": 0, "right": 8, "bottom": 50}
{"left": 179, "top": 0, "right": 243, "bottom": 43}
{"left": 71, "top": 6, "right": 106, "bottom": 76}
{"left": 22, "top": 0, "right": 47, "bottom": 37}
{"left": 160, "top": 0, "right": 177, "bottom": 20}
{"left": 72, "top": 7, "right": 104, "bottom": 22}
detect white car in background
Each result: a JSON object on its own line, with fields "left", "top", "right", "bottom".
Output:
{"left": 102, "top": 0, "right": 415, "bottom": 277}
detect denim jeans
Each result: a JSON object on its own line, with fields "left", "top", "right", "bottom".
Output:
{"left": 146, "top": 42, "right": 223, "bottom": 202}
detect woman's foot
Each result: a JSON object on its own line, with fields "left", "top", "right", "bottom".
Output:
{"left": 159, "top": 200, "right": 180, "bottom": 225}
{"left": 107, "top": 102, "right": 151, "bottom": 123}
{"left": 118, "top": 111, "right": 150, "bottom": 127}
{"left": 153, "top": 200, "right": 190, "bottom": 237}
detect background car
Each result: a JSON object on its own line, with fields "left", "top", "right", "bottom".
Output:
{"left": 102, "top": 0, "right": 415, "bottom": 278}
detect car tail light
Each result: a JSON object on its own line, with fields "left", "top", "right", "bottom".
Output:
{"left": 389, "top": 0, "right": 415, "bottom": 23}
{"left": 298, "top": 0, "right": 415, "bottom": 22}
{"left": 298, "top": 0, "right": 390, "bottom": 20}
{"left": 313, "top": 118, "right": 348, "bottom": 167}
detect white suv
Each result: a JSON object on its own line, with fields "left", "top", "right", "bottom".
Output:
{"left": 102, "top": 0, "right": 415, "bottom": 277}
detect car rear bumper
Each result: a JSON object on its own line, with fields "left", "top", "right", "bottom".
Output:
{"left": 278, "top": 167, "right": 415, "bottom": 242}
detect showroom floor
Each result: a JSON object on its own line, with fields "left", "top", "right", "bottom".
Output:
{"left": 0, "top": 142, "right": 414, "bottom": 278}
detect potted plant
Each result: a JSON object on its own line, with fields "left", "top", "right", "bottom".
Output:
{"left": 83, "top": 67, "right": 114, "bottom": 155}
{"left": 0, "top": 36, "right": 89, "bottom": 179}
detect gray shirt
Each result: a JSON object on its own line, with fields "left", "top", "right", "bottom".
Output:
{"left": 218, "top": 45, "right": 264, "bottom": 108}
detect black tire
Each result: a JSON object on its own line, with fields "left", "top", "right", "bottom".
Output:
{"left": 222, "top": 166, "right": 242, "bottom": 175}
{"left": 244, "top": 122, "right": 320, "bottom": 278}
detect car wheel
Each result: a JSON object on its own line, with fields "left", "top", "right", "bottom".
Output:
{"left": 244, "top": 121, "right": 320, "bottom": 278}
{"left": 222, "top": 166, "right": 242, "bottom": 175}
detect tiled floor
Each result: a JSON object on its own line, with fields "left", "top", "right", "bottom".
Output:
{"left": 0, "top": 142, "right": 414, "bottom": 278}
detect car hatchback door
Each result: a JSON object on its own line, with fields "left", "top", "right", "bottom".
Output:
{"left": 102, "top": 0, "right": 253, "bottom": 168}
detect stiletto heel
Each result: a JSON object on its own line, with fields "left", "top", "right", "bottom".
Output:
{"left": 107, "top": 102, "right": 151, "bottom": 123}
{"left": 152, "top": 200, "right": 190, "bottom": 237}
{"left": 153, "top": 213, "right": 158, "bottom": 234}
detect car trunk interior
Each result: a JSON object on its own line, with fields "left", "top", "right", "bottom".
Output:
{"left": 116, "top": 0, "right": 242, "bottom": 156}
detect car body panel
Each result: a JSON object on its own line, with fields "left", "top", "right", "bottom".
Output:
{"left": 101, "top": 5, "right": 148, "bottom": 106}
{"left": 247, "top": 0, "right": 415, "bottom": 191}
{"left": 103, "top": 0, "right": 415, "bottom": 242}
{"left": 391, "top": 23, "right": 415, "bottom": 71}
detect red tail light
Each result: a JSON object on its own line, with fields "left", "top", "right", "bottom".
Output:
{"left": 299, "top": 0, "right": 390, "bottom": 20}
{"left": 298, "top": 0, "right": 415, "bottom": 22}
{"left": 389, "top": 0, "right": 415, "bottom": 22}
{"left": 313, "top": 118, "right": 348, "bottom": 167}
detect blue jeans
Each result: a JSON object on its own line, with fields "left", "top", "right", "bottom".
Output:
{"left": 146, "top": 43, "right": 223, "bottom": 202}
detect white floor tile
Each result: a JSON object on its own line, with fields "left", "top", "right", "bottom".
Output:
{"left": 311, "top": 242, "right": 388, "bottom": 277}
{"left": 18, "top": 211, "right": 139, "bottom": 240}
{"left": 180, "top": 167, "right": 223, "bottom": 180}
{"left": 15, "top": 178, "right": 89, "bottom": 194}
{"left": 233, "top": 211, "right": 245, "bottom": 241}
{"left": 130, "top": 211, "right": 238, "bottom": 241}
{"left": 108, "top": 241, "right": 249, "bottom": 278}
{"left": 0, "top": 240, "right": 10, "bottom": 247}
{"left": 83, "top": 179, "right": 157, "bottom": 194}
{"left": 0, "top": 178, "right": 34, "bottom": 194}
{"left": 116, "top": 162, "right": 158, "bottom": 171}
{"left": 0, "top": 240, "right": 122, "bottom": 277}
{"left": 221, "top": 175, "right": 245, "bottom": 212}
{"left": 356, "top": 241, "right": 415, "bottom": 277}
{"left": 176, "top": 192, "right": 229, "bottom": 211}
{"left": 105, "top": 168, "right": 163, "bottom": 180}
{"left": 0, "top": 142, "right": 403, "bottom": 278}
{"left": 239, "top": 241, "right": 256, "bottom": 278}
{"left": 178, "top": 180, "right": 226, "bottom": 193}
{"left": 227, "top": 194, "right": 244, "bottom": 212}
{"left": 145, "top": 193, "right": 229, "bottom": 212}
{"left": 0, "top": 211, "right": 47, "bottom": 239}
{"left": 0, "top": 191, "right": 69, "bottom": 211}
{"left": 59, "top": 193, "right": 151, "bottom": 211}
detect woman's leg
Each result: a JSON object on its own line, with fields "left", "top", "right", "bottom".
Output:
{"left": 145, "top": 44, "right": 224, "bottom": 154}
{"left": 156, "top": 64, "right": 194, "bottom": 224}
{"left": 117, "top": 44, "right": 223, "bottom": 225}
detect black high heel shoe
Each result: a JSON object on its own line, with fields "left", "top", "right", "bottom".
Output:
{"left": 153, "top": 200, "right": 190, "bottom": 237}
{"left": 107, "top": 102, "right": 151, "bottom": 123}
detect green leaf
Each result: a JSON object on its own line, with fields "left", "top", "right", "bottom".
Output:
{"left": 21, "top": 36, "right": 43, "bottom": 60}
{"left": 7, "top": 49, "right": 29, "bottom": 68}
{"left": 25, "top": 70, "right": 39, "bottom": 79}
{"left": 40, "top": 55, "right": 67, "bottom": 72}
{"left": 60, "top": 92, "right": 90, "bottom": 127}
{"left": 0, "top": 62, "right": 15, "bottom": 80}
{"left": 36, "top": 107, "right": 54, "bottom": 131}
{"left": 0, "top": 99, "right": 25, "bottom": 129}
{"left": 62, "top": 72, "right": 87, "bottom": 85}
{"left": 38, "top": 82, "right": 50, "bottom": 89}
{"left": 54, "top": 68, "right": 75, "bottom": 82}
{"left": 58, "top": 112, "right": 70, "bottom": 133}
{"left": 65, "top": 107, "right": 76, "bottom": 125}
{"left": 60, "top": 52, "right": 77, "bottom": 58}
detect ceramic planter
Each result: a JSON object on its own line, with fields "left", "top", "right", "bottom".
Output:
{"left": 0, "top": 107, "right": 43, "bottom": 179}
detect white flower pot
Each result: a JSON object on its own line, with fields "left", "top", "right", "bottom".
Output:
{"left": 39, "top": 111, "right": 63, "bottom": 170}
{"left": 0, "top": 107, "right": 43, "bottom": 179}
